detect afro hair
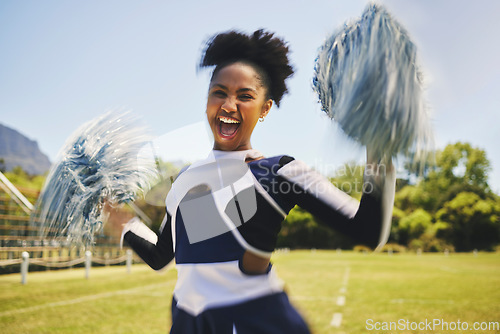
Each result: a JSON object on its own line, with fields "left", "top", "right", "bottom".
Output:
{"left": 200, "top": 29, "right": 294, "bottom": 107}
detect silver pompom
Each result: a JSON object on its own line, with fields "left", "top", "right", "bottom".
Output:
{"left": 313, "top": 3, "right": 433, "bottom": 166}
{"left": 31, "top": 111, "right": 157, "bottom": 246}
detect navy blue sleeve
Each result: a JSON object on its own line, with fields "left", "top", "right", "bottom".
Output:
{"left": 276, "top": 156, "right": 393, "bottom": 249}
{"left": 123, "top": 213, "right": 174, "bottom": 270}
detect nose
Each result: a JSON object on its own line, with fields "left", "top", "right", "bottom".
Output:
{"left": 221, "top": 96, "right": 237, "bottom": 113}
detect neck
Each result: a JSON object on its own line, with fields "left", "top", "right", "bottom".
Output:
{"left": 212, "top": 143, "right": 252, "bottom": 151}
{"left": 211, "top": 147, "right": 263, "bottom": 162}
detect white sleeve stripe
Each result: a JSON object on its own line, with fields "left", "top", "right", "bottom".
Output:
{"left": 159, "top": 212, "right": 170, "bottom": 233}
{"left": 375, "top": 169, "right": 397, "bottom": 250}
{"left": 277, "top": 159, "right": 359, "bottom": 219}
{"left": 159, "top": 212, "right": 176, "bottom": 254}
{"left": 120, "top": 217, "right": 158, "bottom": 248}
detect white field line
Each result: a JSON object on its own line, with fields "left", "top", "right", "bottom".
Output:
{"left": 0, "top": 283, "right": 166, "bottom": 317}
{"left": 390, "top": 298, "right": 454, "bottom": 304}
{"left": 330, "top": 312, "right": 343, "bottom": 327}
{"left": 330, "top": 266, "right": 350, "bottom": 328}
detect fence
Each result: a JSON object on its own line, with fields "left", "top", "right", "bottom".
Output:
{"left": 0, "top": 249, "right": 135, "bottom": 284}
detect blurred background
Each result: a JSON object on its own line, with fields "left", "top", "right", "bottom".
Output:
{"left": 0, "top": 1, "right": 499, "bottom": 333}
{"left": 1, "top": 0, "right": 499, "bottom": 254}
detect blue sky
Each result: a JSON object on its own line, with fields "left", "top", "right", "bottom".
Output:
{"left": 1, "top": 0, "right": 499, "bottom": 192}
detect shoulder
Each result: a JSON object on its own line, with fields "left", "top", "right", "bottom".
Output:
{"left": 247, "top": 155, "right": 296, "bottom": 174}
{"left": 249, "top": 154, "right": 295, "bottom": 166}
{"left": 247, "top": 155, "right": 303, "bottom": 182}
{"left": 175, "top": 164, "right": 191, "bottom": 178}
{"left": 278, "top": 155, "right": 295, "bottom": 167}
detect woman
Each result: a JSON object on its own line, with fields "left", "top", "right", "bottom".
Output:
{"left": 120, "top": 30, "right": 395, "bottom": 333}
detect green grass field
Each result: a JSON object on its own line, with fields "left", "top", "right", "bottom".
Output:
{"left": 1, "top": 251, "right": 499, "bottom": 333}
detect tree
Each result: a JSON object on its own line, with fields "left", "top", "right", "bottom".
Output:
{"left": 392, "top": 142, "right": 498, "bottom": 251}
{"left": 4, "top": 166, "right": 46, "bottom": 191}
{"left": 394, "top": 184, "right": 433, "bottom": 213}
{"left": 403, "top": 142, "right": 494, "bottom": 213}
{"left": 277, "top": 206, "right": 356, "bottom": 249}
{"left": 437, "top": 142, "right": 491, "bottom": 188}
{"left": 135, "top": 160, "right": 183, "bottom": 232}
{"left": 398, "top": 208, "right": 433, "bottom": 244}
{"left": 435, "top": 192, "right": 500, "bottom": 251}
{"left": 330, "top": 161, "right": 365, "bottom": 200}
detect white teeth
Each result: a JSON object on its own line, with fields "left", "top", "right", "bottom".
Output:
{"left": 218, "top": 116, "right": 240, "bottom": 124}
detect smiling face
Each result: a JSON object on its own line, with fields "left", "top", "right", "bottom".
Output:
{"left": 206, "top": 62, "right": 272, "bottom": 151}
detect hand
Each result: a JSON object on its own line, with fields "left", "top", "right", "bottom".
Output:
{"left": 241, "top": 251, "right": 271, "bottom": 274}
{"left": 365, "top": 148, "right": 394, "bottom": 195}
{"left": 102, "top": 200, "right": 136, "bottom": 232}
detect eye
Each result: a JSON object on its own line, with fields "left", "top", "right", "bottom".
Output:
{"left": 239, "top": 94, "right": 254, "bottom": 101}
{"left": 212, "top": 90, "right": 227, "bottom": 98}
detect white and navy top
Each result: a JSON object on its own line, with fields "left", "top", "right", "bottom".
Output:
{"left": 122, "top": 149, "right": 395, "bottom": 333}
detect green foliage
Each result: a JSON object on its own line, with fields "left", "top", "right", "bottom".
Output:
{"left": 379, "top": 243, "right": 407, "bottom": 253}
{"left": 135, "top": 160, "right": 183, "bottom": 232}
{"left": 3, "top": 166, "right": 46, "bottom": 191}
{"left": 394, "top": 185, "right": 433, "bottom": 213}
{"left": 408, "top": 234, "right": 455, "bottom": 252}
{"left": 398, "top": 208, "right": 433, "bottom": 244}
{"left": 277, "top": 142, "right": 499, "bottom": 251}
{"left": 421, "top": 142, "right": 493, "bottom": 211}
{"left": 437, "top": 142, "right": 491, "bottom": 188}
{"left": 389, "top": 207, "right": 405, "bottom": 243}
{"left": 277, "top": 206, "right": 355, "bottom": 249}
{"left": 353, "top": 244, "right": 372, "bottom": 252}
{"left": 0, "top": 158, "right": 5, "bottom": 173}
{"left": 435, "top": 192, "right": 500, "bottom": 251}
{"left": 330, "top": 161, "right": 364, "bottom": 200}
{"left": 391, "top": 142, "right": 499, "bottom": 251}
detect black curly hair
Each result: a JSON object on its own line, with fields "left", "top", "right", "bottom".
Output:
{"left": 199, "top": 29, "right": 294, "bottom": 108}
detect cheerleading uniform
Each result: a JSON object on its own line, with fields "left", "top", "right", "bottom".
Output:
{"left": 122, "top": 149, "right": 395, "bottom": 334}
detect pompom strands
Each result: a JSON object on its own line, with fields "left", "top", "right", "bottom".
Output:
{"left": 31, "top": 111, "right": 157, "bottom": 247}
{"left": 313, "top": 3, "right": 433, "bottom": 167}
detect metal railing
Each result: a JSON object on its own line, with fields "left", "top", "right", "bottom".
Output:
{"left": 1, "top": 250, "right": 135, "bottom": 284}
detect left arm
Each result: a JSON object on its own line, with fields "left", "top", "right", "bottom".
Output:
{"left": 276, "top": 155, "right": 396, "bottom": 249}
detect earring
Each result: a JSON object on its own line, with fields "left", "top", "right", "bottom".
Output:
{"left": 259, "top": 117, "right": 265, "bottom": 122}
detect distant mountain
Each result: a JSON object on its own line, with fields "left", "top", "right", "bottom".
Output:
{"left": 0, "top": 123, "right": 51, "bottom": 175}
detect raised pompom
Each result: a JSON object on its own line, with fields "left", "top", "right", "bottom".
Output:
{"left": 31, "top": 111, "right": 157, "bottom": 246}
{"left": 313, "top": 3, "right": 433, "bottom": 166}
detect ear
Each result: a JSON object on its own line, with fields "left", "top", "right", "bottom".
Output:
{"left": 260, "top": 99, "right": 273, "bottom": 118}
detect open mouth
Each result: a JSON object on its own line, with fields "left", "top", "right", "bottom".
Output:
{"left": 218, "top": 116, "right": 240, "bottom": 139}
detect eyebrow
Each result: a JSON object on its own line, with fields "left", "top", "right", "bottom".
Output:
{"left": 210, "top": 84, "right": 258, "bottom": 95}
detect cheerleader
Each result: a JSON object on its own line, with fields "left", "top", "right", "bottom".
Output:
{"left": 119, "top": 30, "right": 396, "bottom": 334}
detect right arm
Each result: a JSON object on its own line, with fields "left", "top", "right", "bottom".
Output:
{"left": 121, "top": 213, "right": 174, "bottom": 271}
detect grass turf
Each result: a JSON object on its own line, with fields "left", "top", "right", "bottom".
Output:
{"left": 1, "top": 251, "right": 499, "bottom": 333}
